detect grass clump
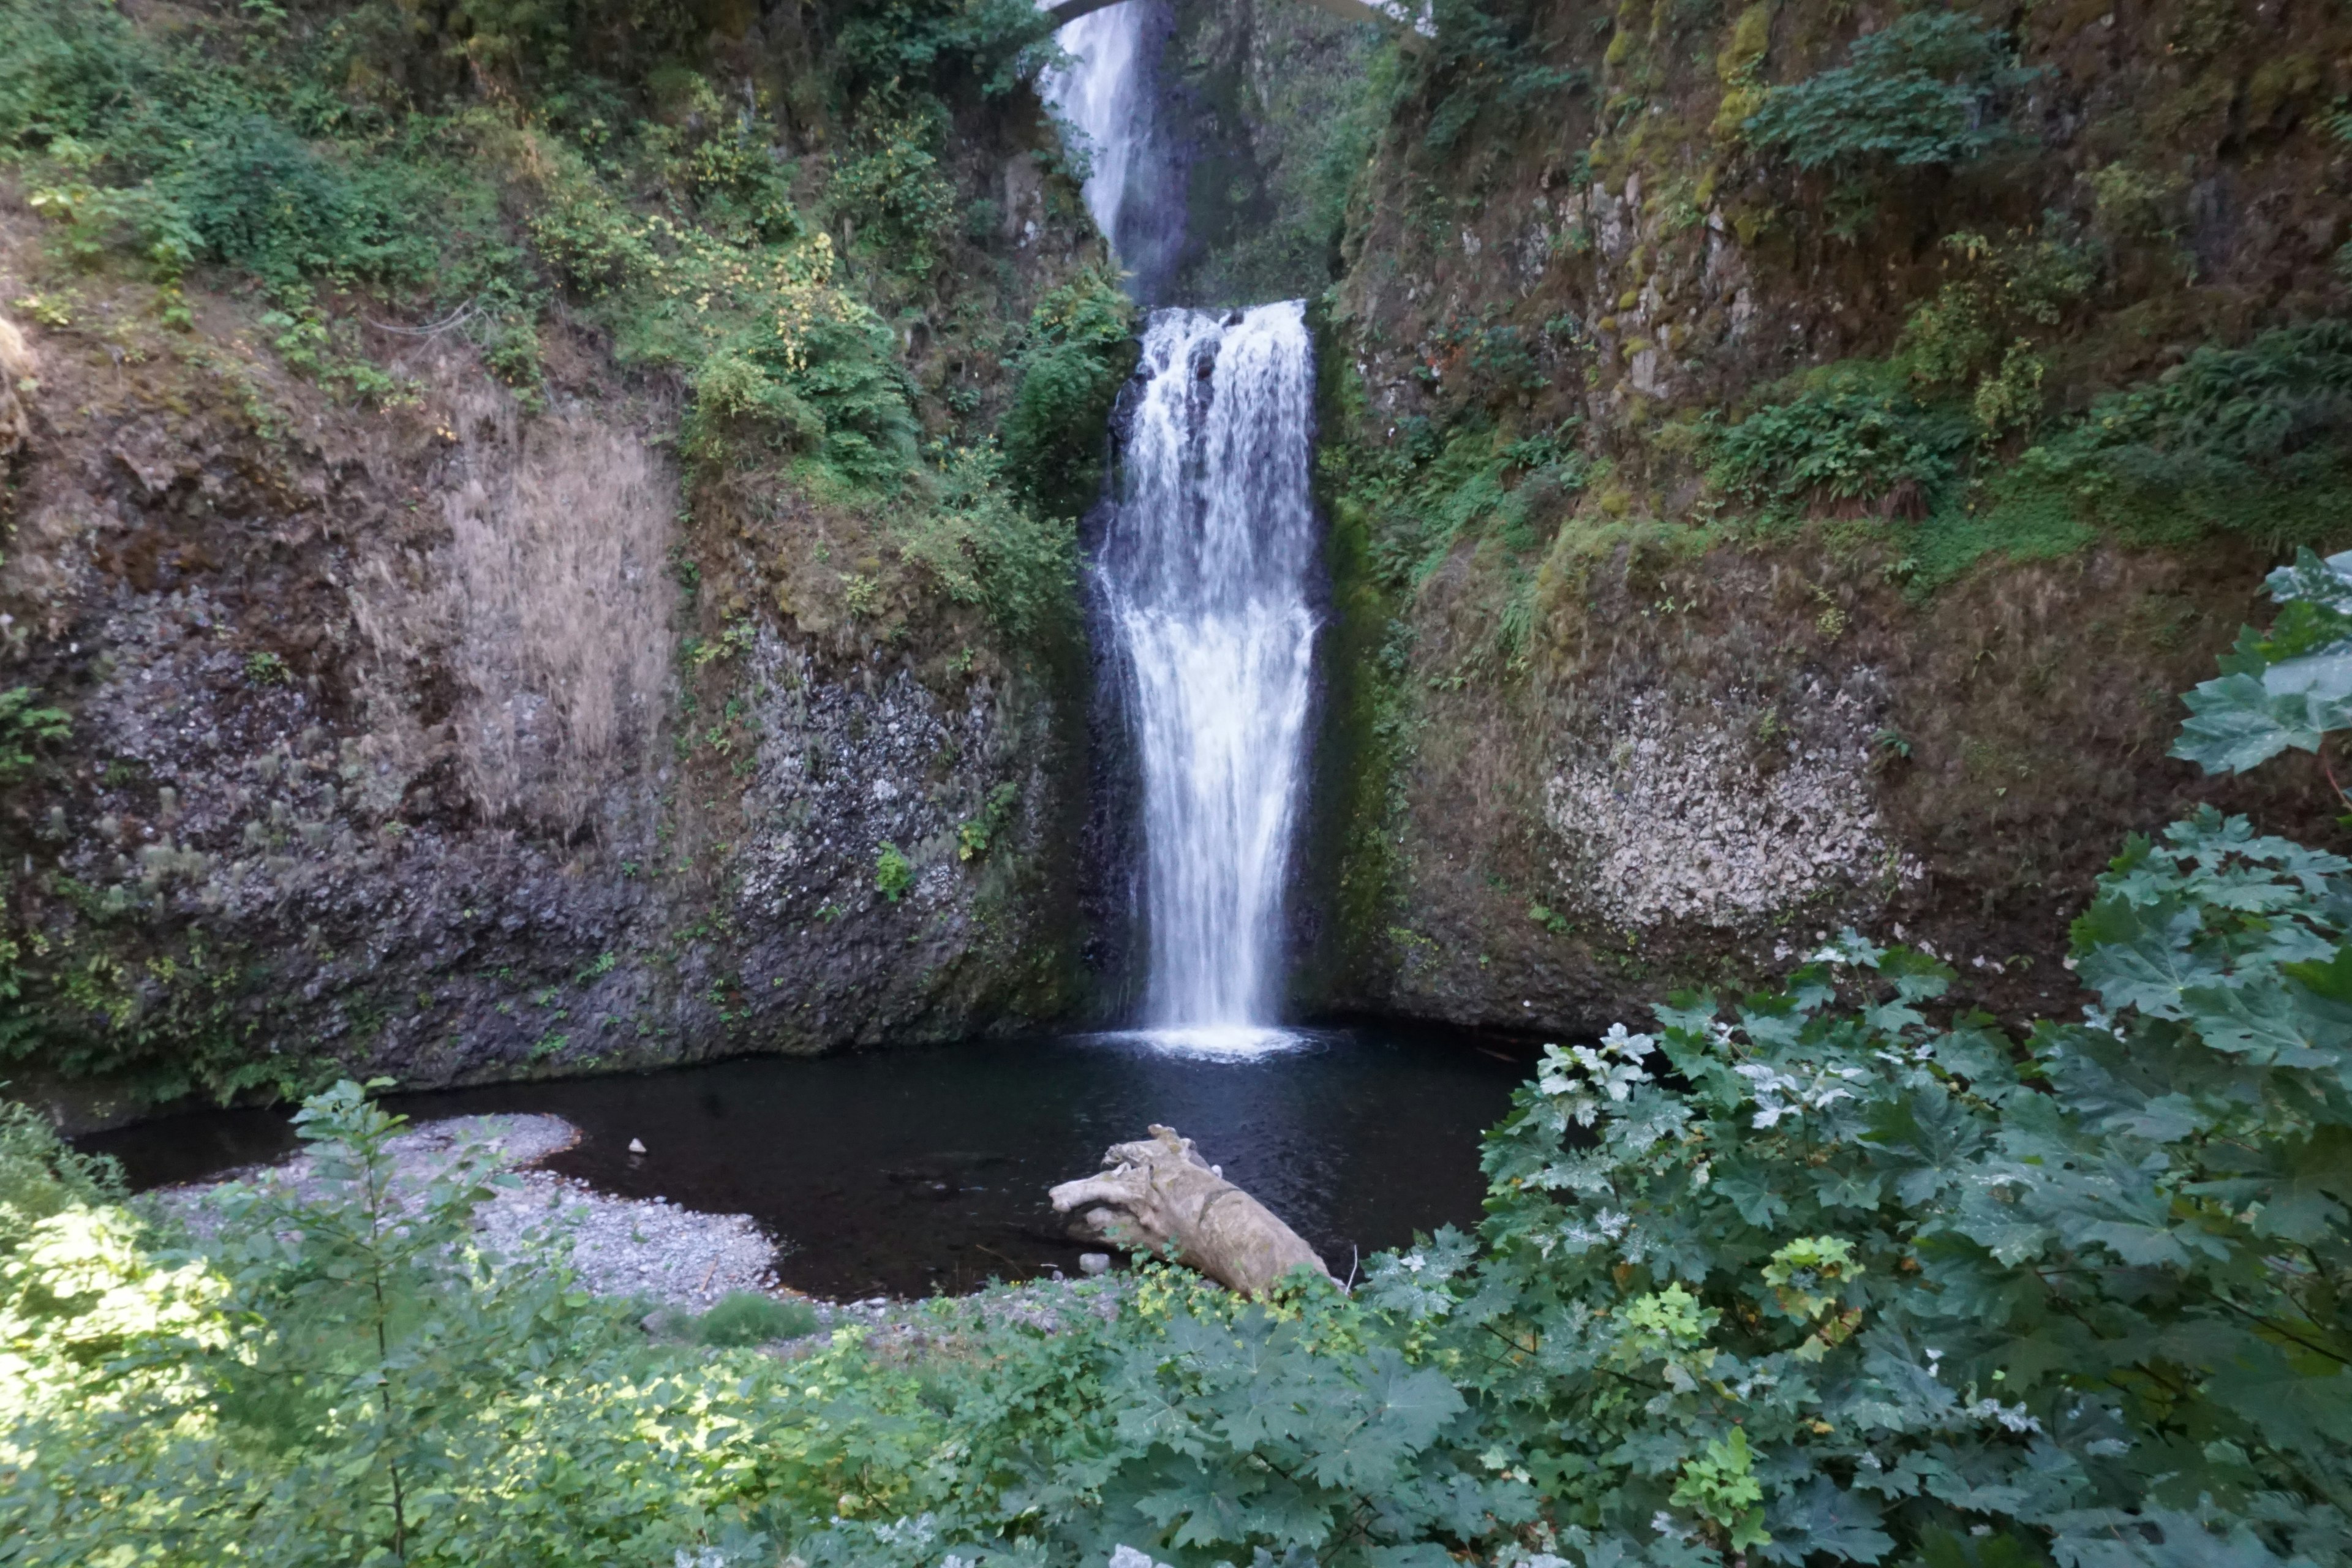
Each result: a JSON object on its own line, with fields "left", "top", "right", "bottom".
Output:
{"left": 694, "top": 1291, "right": 820, "bottom": 1346}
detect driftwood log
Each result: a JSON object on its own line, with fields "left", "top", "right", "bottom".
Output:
{"left": 1048, "top": 1125, "right": 1335, "bottom": 1295}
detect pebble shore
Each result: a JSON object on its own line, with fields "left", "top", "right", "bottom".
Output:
{"left": 153, "top": 1112, "right": 1123, "bottom": 1336}
{"left": 157, "top": 1112, "right": 779, "bottom": 1314}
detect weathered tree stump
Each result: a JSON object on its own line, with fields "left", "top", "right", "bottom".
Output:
{"left": 1048, "top": 1125, "right": 1335, "bottom": 1295}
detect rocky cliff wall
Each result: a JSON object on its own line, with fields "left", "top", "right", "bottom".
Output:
{"left": 0, "top": 0, "right": 1110, "bottom": 1126}
{"left": 1293, "top": 0, "right": 2352, "bottom": 1032}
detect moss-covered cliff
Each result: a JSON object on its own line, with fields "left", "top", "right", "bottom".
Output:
{"left": 1284, "top": 0, "right": 2352, "bottom": 1033}
{"left": 0, "top": 0, "right": 1132, "bottom": 1123}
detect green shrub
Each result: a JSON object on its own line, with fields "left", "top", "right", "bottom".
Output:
{"left": 0, "top": 687, "right": 68, "bottom": 782}
{"left": 828, "top": 115, "right": 959, "bottom": 279}
{"left": 1743, "top": 10, "right": 2039, "bottom": 172}
{"left": 874, "top": 841, "right": 914, "bottom": 902}
{"left": 829, "top": 0, "right": 1066, "bottom": 107}
{"left": 694, "top": 1291, "right": 820, "bottom": 1346}
{"left": 1365, "top": 815, "right": 2352, "bottom": 1564}
{"left": 894, "top": 443, "right": 1076, "bottom": 636}
{"left": 1422, "top": 0, "right": 1588, "bottom": 155}
{"left": 0, "top": 1094, "right": 121, "bottom": 1253}
{"left": 2024, "top": 317, "right": 2352, "bottom": 532}
{"left": 1709, "top": 361, "right": 1971, "bottom": 513}
{"left": 998, "top": 268, "right": 1137, "bottom": 520}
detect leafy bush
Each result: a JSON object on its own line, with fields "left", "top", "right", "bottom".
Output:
{"left": 2176, "top": 545, "right": 2352, "bottom": 775}
{"left": 1710, "top": 363, "right": 1971, "bottom": 513}
{"left": 0, "top": 687, "right": 67, "bottom": 782}
{"left": 695, "top": 1290, "right": 820, "bottom": 1346}
{"left": 1422, "top": 0, "right": 1588, "bottom": 155}
{"left": 830, "top": 0, "right": 1067, "bottom": 108}
{"left": 893, "top": 443, "right": 1077, "bottom": 636}
{"left": 1371, "top": 834, "right": 2352, "bottom": 1563}
{"left": 875, "top": 841, "right": 914, "bottom": 902}
{"left": 2020, "top": 317, "right": 2352, "bottom": 535}
{"left": 998, "top": 268, "right": 1138, "bottom": 520}
{"left": 1893, "top": 224, "right": 2100, "bottom": 398}
{"left": 829, "top": 115, "right": 960, "bottom": 280}
{"left": 0, "top": 1095, "right": 120, "bottom": 1251}
{"left": 1743, "top": 11, "right": 2038, "bottom": 173}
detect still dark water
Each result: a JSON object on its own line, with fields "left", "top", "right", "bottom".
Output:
{"left": 82, "top": 1027, "right": 1535, "bottom": 1297}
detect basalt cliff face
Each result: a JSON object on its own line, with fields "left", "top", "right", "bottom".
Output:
{"left": 1286, "top": 0, "right": 2352, "bottom": 1033}
{"left": 0, "top": 0, "right": 1116, "bottom": 1125}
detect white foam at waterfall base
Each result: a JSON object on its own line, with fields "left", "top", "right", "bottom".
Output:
{"left": 1098, "top": 301, "right": 1320, "bottom": 1052}
{"left": 1087, "top": 1025, "right": 1308, "bottom": 1060}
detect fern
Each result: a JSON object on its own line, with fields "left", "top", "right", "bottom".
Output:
{"left": 1743, "top": 10, "right": 2039, "bottom": 172}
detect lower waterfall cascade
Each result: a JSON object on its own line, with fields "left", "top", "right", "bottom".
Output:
{"left": 1095, "top": 302, "right": 1321, "bottom": 1050}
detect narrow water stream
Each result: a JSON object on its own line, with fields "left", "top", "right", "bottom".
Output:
{"left": 85, "top": 1026, "right": 1531, "bottom": 1298}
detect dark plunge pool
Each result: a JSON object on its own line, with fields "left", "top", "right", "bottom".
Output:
{"left": 80, "top": 1026, "right": 1537, "bottom": 1298}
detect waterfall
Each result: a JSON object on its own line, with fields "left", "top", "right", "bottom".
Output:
{"left": 1037, "top": 0, "right": 1185, "bottom": 301}
{"left": 1097, "top": 303, "right": 1320, "bottom": 1050}
{"left": 1043, "top": 5, "right": 1143, "bottom": 250}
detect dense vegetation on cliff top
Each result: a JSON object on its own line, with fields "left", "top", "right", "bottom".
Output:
{"left": 9, "top": 554, "right": 2352, "bottom": 1566}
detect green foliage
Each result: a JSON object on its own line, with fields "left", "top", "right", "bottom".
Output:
{"left": 875, "top": 841, "right": 914, "bottom": 902}
{"left": 1894, "top": 224, "right": 2099, "bottom": 404}
{"left": 894, "top": 442, "right": 1078, "bottom": 638}
{"left": 1422, "top": 0, "right": 1589, "bottom": 155}
{"left": 2019, "top": 317, "right": 2352, "bottom": 540}
{"left": 1370, "top": 842, "right": 2352, "bottom": 1564}
{"left": 0, "top": 687, "right": 68, "bottom": 782}
{"left": 831, "top": 0, "right": 1068, "bottom": 108}
{"left": 693, "top": 1290, "right": 820, "bottom": 1346}
{"left": 0, "top": 1094, "right": 121, "bottom": 1253}
{"left": 1716, "top": 315, "right": 2352, "bottom": 586}
{"left": 2176, "top": 545, "right": 2352, "bottom": 775}
{"left": 999, "top": 267, "right": 1139, "bottom": 521}
{"left": 1710, "top": 361, "right": 1970, "bottom": 514}
{"left": 1743, "top": 10, "right": 2038, "bottom": 173}
{"left": 957, "top": 781, "right": 1021, "bottom": 862}
{"left": 0, "top": 0, "right": 549, "bottom": 385}
{"left": 1346, "top": 416, "right": 1588, "bottom": 591}
{"left": 830, "top": 115, "right": 960, "bottom": 281}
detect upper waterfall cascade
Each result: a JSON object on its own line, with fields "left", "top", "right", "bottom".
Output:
{"left": 1037, "top": 0, "right": 1185, "bottom": 301}
{"left": 1097, "top": 303, "right": 1321, "bottom": 1052}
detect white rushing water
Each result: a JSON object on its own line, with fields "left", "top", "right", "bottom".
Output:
{"left": 1041, "top": 4, "right": 1145, "bottom": 250}
{"left": 1098, "top": 303, "right": 1320, "bottom": 1052}
{"left": 1036, "top": 0, "right": 1185, "bottom": 299}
